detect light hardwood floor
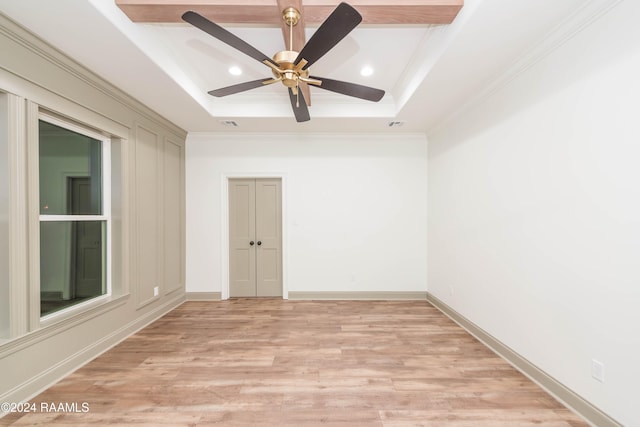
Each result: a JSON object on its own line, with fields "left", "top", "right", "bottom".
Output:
{"left": 2, "top": 299, "right": 588, "bottom": 426}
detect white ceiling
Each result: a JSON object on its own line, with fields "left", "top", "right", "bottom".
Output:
{"left": 0, "top": 0, "right": 588, "bottom": 134}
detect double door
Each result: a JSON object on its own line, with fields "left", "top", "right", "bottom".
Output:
{"left": 229, "top": 178, "right": 282, "bottom": 297}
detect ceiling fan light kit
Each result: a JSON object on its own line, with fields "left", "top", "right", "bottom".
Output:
{"left": 182, "top": 2, "right": 385, "bottom": 123}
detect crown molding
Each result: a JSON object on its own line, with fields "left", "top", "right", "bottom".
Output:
{"left": 428, "top": 0, "right": 624, "bottom": 136}
{"left": 186, "top": 131, "right": 428, "bottom": 140}
{"left": 0, "top": 14, "right": 186, "bottom": 138}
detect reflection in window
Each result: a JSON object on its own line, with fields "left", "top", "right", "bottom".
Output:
{"left": 40, "top": 221, "right": 106, "bottom": 315}
{"left": 39, "top": 118, "right": 109, "bottom": 317}
{"left": 39, "top": 121, "right": 102, "bottom": 215}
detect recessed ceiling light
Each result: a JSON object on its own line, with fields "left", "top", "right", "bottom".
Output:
{"left": 228, "top": 66, "right": 242, "bottom": 76}
{"left": 360, "top": 66, "right": 374, "bottom": 77}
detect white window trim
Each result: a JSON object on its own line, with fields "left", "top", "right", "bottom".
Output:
{"left": 37, "top": 113, "right": 112, "bottom": 323}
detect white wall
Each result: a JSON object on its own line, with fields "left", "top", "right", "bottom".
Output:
{"left": 428, "top": 2, "right": 640, "bottom": 426}
{"left": 186, "top": 133, "right": 428, "bottom": 297}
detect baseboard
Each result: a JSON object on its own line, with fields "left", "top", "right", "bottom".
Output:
{"left": 288, "top": 291, "right": 427, "bottom": 300}
{"left": 1, "top": 293, "right": 185, "bottom": 412}
{"left": 186, "top": 292, "right": 221, "bottom": 301}
{"left": 426, "top": 292, "right": 621, "bottom": 427}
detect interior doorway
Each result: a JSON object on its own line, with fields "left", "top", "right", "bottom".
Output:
{"left": 228, "top": 178, "right": 282, "bottom": 297}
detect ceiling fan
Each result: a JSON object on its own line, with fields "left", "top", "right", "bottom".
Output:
{"left": 182, "top": 2, "right": 385, "bottom": 122}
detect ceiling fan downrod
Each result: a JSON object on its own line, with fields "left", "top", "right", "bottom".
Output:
{"left": 264, "top": 7, "right": 322, "bottom": 93}
{"left": 282, "top": 7, "right": 300, "bottom": 52}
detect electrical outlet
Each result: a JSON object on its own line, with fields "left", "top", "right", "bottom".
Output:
{"left": 153, "top": 286, "right": 159, "bottom": 297}
{"left": 591, "top": 359, "right": 604, "bottom": 383}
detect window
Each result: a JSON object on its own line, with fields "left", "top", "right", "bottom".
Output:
{"left": 38, "top": 115, "right": 111, "bottom": 317}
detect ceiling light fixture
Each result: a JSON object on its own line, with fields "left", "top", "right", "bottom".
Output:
{"left": 228, "top": 66, "right": 242, "bottom": 76}
{"left": 360, "top": 66, "right": 374, "bottom": 77}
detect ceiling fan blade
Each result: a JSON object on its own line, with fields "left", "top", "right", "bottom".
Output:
{"left": 182, "top": 11, "right": 278, "bottom": 67}
{"left": 310, "top": 76, "right": 385, "bottom": 102}
{"left": 208, "top": 78, "right": 276, "bottom": 97}
{"left": 288, "top": 88, "right": 310, "bottom": 122}
{"left": 295, "top": 3, "right": 362, "bottom": 70}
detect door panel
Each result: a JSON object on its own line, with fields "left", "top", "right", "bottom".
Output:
{"left": 229, "top": 178, "right": 282, "bottom": 297}
{"left": 255, "top": 179, "right": 282, "bottom": 297}
{"left": 257, "top": 247, "right": 280, "bottom": 296}
{"left": 229, "top": 180, "right": 256, "bottom": 297}
{"left": 235, "top": 184, "right": 252, "bottom": 237}
{"left": 234, "top": 249, "right": 251, "bottom": 280}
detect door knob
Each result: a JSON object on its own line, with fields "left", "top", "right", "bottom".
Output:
{"left": 257, "top": 241, "right": 262, "bottom": 246}
{"left": 249, "top": 241, "right": 255, "bottom": 246}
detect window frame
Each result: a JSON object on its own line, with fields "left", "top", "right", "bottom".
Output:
{"left": 37, "top": 112, "right": 112, "bottom": 323}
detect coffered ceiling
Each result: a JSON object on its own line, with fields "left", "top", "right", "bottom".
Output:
{"left": 0, "top": 0, "right": 589, "bottom": 133}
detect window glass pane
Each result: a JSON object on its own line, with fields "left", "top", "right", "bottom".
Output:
{"left": 39, "top": 120, "right": 102, "bottom": 215}
{"left": 40, "top": 221, "right": 106, "bottom": 316}
{"left": 0, "top": 93, "right": 9, "bottom": 339}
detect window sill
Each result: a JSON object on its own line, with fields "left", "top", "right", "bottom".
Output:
{"left": 0, "top": 293, "right": 129, "bottom": 358}
{"left": 40, "top": 294, "right": 113, "bottom": 327}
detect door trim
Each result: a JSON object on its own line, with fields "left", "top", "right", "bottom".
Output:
{"left": 221, "top": 173, "right": 287, "bottom": 300}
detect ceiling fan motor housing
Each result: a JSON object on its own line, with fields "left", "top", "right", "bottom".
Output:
{"left": 272, "top": 50, "right": 308, "bottom": 88}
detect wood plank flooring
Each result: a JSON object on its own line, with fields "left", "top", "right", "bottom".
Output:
{"left": 1, "top": 299, "right": 588, "bottom": 426}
